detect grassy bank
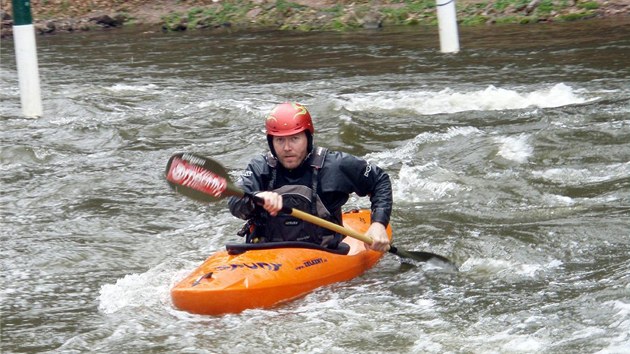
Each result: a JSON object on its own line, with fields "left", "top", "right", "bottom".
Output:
{"left": 1, "top": 0, "right": 628, "bottom": 37}
{"left": 160, "top": 0, "right": 610, "bottom": 31}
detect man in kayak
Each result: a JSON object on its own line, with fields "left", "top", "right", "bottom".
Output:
{"left": 228, "top": 102, "right": 392, "bottom": 252}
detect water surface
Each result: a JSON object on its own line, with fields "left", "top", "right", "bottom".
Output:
{"left": 1, "top": 18, "right": 629, "bottom": 353}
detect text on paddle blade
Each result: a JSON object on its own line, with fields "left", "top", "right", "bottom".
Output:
{"left": 166, "top": 156, "right": 227, "bottom": 197}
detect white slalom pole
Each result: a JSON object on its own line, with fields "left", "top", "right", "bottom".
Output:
{"left": 436, "top": 0, "right": 460, "bottom": 53}
{"left": 12, "top": 0, "right": 43, "bottom": 117}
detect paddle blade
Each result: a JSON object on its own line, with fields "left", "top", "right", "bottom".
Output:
{"left": 165, "top": 152, "right": 244, "bottom": 202}
{"left": 389, "top": 246, "right": 458, "bottom": 270}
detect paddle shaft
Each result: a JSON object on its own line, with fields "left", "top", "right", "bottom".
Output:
{"left": 249, "top": 194, "right": 376, "bottom": 245}
{"left": 250, "top": 194, "right": 452, "bottom": 263}
{"left": 250, "top": 193, "right": 456, "bottom": 265}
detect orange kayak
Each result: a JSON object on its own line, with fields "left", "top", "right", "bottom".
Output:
{"left": 171, "top": 209, "right": 392, "bottom": 315}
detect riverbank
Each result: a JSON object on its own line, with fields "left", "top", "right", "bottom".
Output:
{"left": 1, "top": 0, "right": 629, "bottom": 38}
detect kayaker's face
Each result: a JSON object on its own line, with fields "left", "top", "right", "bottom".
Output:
{"left": 272, "top": 132, "right": 308, "bottom": 170}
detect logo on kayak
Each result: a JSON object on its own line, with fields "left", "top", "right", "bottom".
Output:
{"left": 214, "top": 262, "right": 282, "bottom": 272}
{"left": 295, "top": 257, "right": 327, "bottom": 270}
{"left": 190, "top": 263, "right": 282, "bottom": 286}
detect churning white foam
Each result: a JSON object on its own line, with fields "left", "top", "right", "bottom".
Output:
{"left": 366, "top": 126, "right": 482, "bottom": 168}
{"left": 495, "top": 134, "right": 534, "bottom": 163}
{"left": 459, "top": 257, "right": 563, "bottom": 278}
{"left": 362, "top": 127, "right": 480, "bottom": 204}
{"left": 338, "top": 83, "right": 589, "bottom": 115}
{"left": 531, "top": 162, "right": 630, "bottom": 186}
{"left": 393, "top": 163, "right": 466, "bottom": 203}
{"left": 107, "top": 83, "right": 158, "bottom": 92}
{"left": 97, "top": 262, "right": 195, "bottom": 315}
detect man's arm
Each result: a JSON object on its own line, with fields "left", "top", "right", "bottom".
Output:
{"left": 228, "top": 155, "right": 268, "bottom": 220}
{"left": 338, "top": 152, "right": 393, "bottom": 251}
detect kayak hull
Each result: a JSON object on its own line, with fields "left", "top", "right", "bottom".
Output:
{"left": 171, "top": 209, "right": 391, "bottom": 315}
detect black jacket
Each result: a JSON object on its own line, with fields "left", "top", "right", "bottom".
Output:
{"left": 228, "top": 147, "right": 392, "bottom": 228}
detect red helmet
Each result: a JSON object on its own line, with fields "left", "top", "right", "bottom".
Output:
{"left": 265, "top": 102, "right": 314, "bottom": 136}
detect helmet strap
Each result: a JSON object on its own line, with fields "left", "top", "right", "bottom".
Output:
{"left": 305, "top": 131, "right": 314, "bottom": 154}
{"left": 267, "top": 135, "right": 276, "bottom": 157}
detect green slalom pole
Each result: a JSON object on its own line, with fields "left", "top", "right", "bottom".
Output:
{"left": 12, "top": 0, "right": 43, "bottom": 117}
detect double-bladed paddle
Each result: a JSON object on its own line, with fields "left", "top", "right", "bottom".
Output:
{"left": 164, "top": 152, "right": 455, "bottom": 267}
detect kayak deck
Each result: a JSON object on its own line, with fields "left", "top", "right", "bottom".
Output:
{"left": 171, "top": 209, "right": 391, "bottom": 315}
{"left": 225, "top": 240, "right": 351, "bottom": 255}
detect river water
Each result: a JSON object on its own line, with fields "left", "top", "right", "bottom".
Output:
{"left": 1, "top": 18, "right": 629, "bottom": 353}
